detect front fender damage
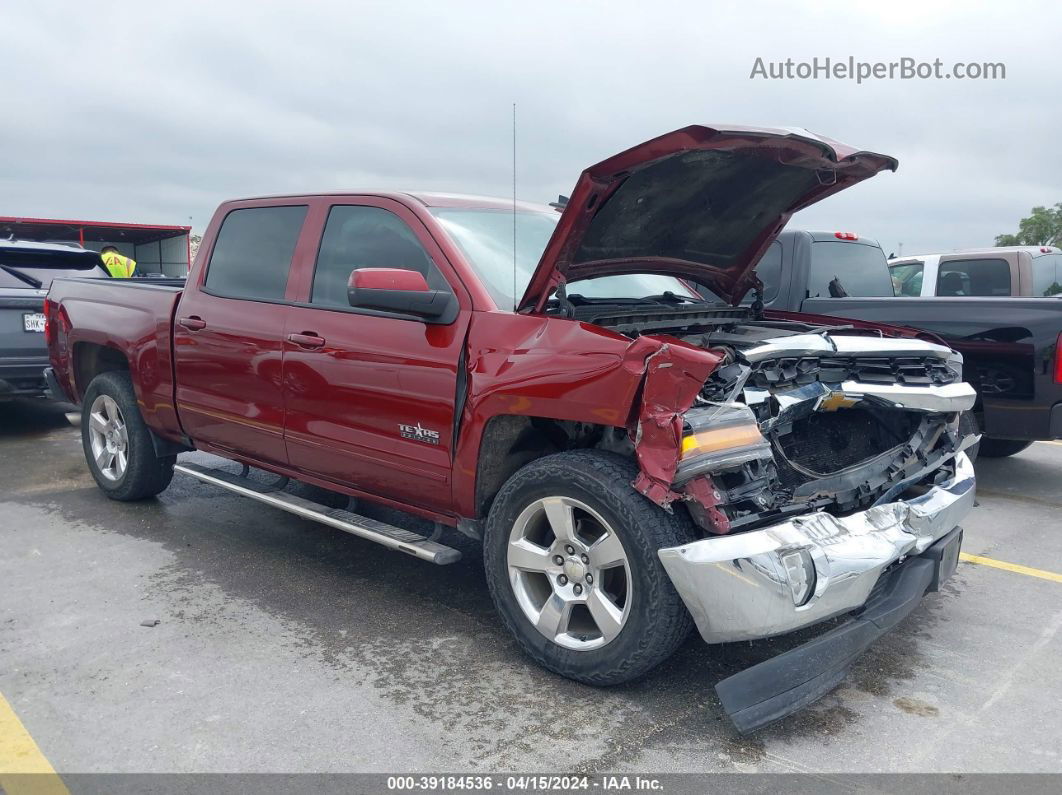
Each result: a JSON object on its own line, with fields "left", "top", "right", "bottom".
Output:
{"left": 623, "top": 336, "right": 725, "bottom": 522}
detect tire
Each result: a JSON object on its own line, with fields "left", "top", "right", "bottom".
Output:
{"left": 82, "top": 371, "right": 175, "bottom": 501}
{"left": 959, "top": 411, "right": 980, "bottom": 463}
{"left": 483, "top": 450, "right": 695, "bottom": 686}
{"left": 978, "top": 437, "right": 1033, "bottom": 458}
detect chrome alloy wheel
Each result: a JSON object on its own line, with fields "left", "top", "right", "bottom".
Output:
{"left": 88, "top": 394, "right": 129, "bottom": 482}
{"left": 507, "top": 496, "right": 633, "bottom": 651}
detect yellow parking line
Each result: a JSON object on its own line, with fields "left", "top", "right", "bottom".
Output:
{"left": 0, "top": 691, "right": 69, "bottom": 795}
{"left": 960, "top": 552, "right": 1062, "bottom": 584}
{"left": 1039, "top": 440, "right": 1062, "bottom": 446}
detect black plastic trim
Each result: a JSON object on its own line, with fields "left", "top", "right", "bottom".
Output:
{"left": 43, "top": 366, "right": 68, "bottom": 402}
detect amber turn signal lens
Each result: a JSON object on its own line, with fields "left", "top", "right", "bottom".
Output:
{"left": 680, "top": 424, "right": 765, "bottom": 459}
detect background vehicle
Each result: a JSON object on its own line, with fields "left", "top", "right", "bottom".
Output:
{"left": 45, "top": 126, "right": 975, "bottom": 733}
{"left": 0, "top": 216, "right": 193, "bottom": 277}
{"left": 1, "top": 240, "right": 108, "bottom": 399}
{"left": 734, "top": 230, "right": 1062, "bottom": 457}
{"left": 889, "top": 246, "right": 1062, "bottom": 298}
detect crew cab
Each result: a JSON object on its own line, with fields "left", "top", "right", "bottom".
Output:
{"left": 735, "top": 230, "right": 1062, "bottom": 457}
{"left": 46, "top": 125, "right": 977, "bottom": 733}
{"left": 889, "top": 246, "right": 1062, "bottom": 298}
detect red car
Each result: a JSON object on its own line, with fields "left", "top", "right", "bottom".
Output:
{"left": 45, "top": 125, "right": 977, "bottom": 732}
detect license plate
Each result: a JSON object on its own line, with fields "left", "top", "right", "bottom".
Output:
{"left": 23, "top": 312, "right": 46, "bottom": 333}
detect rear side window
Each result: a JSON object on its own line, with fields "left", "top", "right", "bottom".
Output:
{"left": 807, "top": 241, "right": 894, "bottom": 298}
{"left": 205, "top": 206, "right": 307, "bottom": 300}
{"left": 311, "top": 205, "right": 450, "bottom": 307}
{"left": 888, "top": 261, "right": 925, "bottom": 296}
{"left": 1031, "top": 253, "right": 1062, "bottom": 296}
{"left": 937, "top": 257, "right": 1010, "bottom": 296}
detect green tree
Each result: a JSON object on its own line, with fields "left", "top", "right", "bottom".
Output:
{"left": 995, "top": 203, "right": 1062, "bottom": 247}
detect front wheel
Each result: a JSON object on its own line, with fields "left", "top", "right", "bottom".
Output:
{"left": 82, "top": 371, "right": 175, "bottom": 500}
{"left": 483, "top": 450, "right": 695, "bottom": 686}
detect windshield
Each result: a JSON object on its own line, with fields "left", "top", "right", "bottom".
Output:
{"left": 808, "top": 241, "right": 894, "bottom": 298}
{"left": 430, "top": 208, "right": 699, "bottom": 308}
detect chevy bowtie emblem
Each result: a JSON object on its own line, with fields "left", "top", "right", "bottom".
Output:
{"left": 819, "top": 391, "right": 860, "bottom": 412}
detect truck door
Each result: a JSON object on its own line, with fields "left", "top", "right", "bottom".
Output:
{"left": 173, "top": 202, "right": 310, "bottom": 464}
{"left": 281, "top": 199, "right": 471, "bottom": 513}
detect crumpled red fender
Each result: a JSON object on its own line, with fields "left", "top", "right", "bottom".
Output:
{"left": 621, "top": 336, "right": 723, "bottom": 509}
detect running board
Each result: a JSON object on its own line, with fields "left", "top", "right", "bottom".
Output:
{"left": 174, "top": 462, "right": 462, "bottom": 565}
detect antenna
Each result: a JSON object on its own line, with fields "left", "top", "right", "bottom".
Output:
{"left": 512, "top": 102, "right": 517, "bottom": 311}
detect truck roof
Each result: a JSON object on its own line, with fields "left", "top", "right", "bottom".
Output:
{"left": 896, "top": 245, "right": 1061, "bottom": 260}
{"left": 224, "top": 191, "right": 556, "bottom": 214}
{"left": 780, "top": 229, "right": 883, "bottom": 247}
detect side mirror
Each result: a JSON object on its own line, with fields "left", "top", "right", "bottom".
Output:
{"left": 346, "top": 268, "right": 449, "bottom": 319}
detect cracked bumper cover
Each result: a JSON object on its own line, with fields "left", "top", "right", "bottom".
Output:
{"left": 658, "top": 451, "right": 975, "bottom": 644}
{"left": 657, "top": 451, "right": 974, "bottom": 733}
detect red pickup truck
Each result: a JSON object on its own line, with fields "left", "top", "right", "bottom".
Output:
{"left": 45, "top": 125, "right": 978, "bottom": 733}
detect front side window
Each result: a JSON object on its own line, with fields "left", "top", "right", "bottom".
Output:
{"left": 312, "top": 206, "right": 450, "bottom": 307}
{"left": 1031, "top": 253, "right": 1062, "bottom": 296}
{"left": 937, "top": 257, "right": 1010, "bottom": 296}
{"left": 807, "top": 241, "right": 894, "bottom": 298}
{"left": 888, "top": 261, "right": 925, "bottom": 296}
{"left": 205, "top": 206, "right": 307, "bottom": 300}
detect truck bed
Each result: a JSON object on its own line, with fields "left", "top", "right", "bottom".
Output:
{"left": 800, "top": 295, "right": 1062, "bottom": 440}
{"left": 47, "top": 277, "right": 187, "bottom": 441}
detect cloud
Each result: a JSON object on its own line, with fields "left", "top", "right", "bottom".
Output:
{"left": 1, "top": 0, "right": 1058, "bottom": 254}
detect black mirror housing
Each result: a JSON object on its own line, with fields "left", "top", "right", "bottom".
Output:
{"left": 347, "top": 285, "right": 450, "bottom": 318}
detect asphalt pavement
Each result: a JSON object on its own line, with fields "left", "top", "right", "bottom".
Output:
{"left": 1, "top": 398, "right": 1060, "bottom": 776}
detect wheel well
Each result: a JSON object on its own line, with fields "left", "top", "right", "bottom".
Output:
{"left": 73, "top": 343, "right": 129, "bottom": 399}
{"left": 473, "top": 415, "right": 632, "bottom": 517}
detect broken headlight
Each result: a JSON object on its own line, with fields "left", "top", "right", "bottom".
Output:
{"left": 675, "top": 403, "right": 773, "bottom": 484}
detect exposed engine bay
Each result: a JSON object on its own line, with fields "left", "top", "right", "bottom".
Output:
{"left": 569, "top": 300, "right": 977, "bottom": 536}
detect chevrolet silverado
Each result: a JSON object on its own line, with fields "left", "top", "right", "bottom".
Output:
{"left": 45, "top": 125, "right": 977, "bottom": 733}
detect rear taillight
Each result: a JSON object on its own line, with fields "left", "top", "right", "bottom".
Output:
{"left": 834, "top": 231, "right": 859, "bottom": 241}
{"left": 1055, "top": 332, "right": 1062, "bottom": 384}
{"left": 43, "top": 298, "right": 53, "bottom": 346}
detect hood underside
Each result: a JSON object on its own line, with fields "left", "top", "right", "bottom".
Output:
{"left": 518, "top": 124, "right": 897, "bottom": 312}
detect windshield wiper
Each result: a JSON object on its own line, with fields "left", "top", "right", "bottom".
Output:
{"left": 562, "top": 292, "right": 708, "bottom": 307}
{"left": 642, "top": 291, "right": 706, "bottom": 304}
{"left": 0, "top": 264, "right": 43, "bottom": 289}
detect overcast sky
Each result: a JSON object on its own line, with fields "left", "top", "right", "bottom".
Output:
{"left": 2, "top": 0, "right": 1059, "bottom": 256}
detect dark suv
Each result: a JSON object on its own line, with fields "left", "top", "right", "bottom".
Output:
{"left": 1, "top": 239, "right": 107, "bottom": 399}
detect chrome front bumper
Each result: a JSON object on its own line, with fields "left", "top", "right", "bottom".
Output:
{"left": 658, "top": 451, "right": 976, "bottom": 644}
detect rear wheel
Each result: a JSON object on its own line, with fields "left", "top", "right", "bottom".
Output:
{"left": 483, "top": 450, "right": 695, "bottom": 686}
{"left": 978, "top": 437, "right": 1033, "bottom": 458}
{"left": 82, "top": 371, "right": 175, "bottom": 500}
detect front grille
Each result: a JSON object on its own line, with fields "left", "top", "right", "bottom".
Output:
{"left": 749, "top": 355, "right": 957, "bottom": 390}
{"left": 775, "top": 408, "right": 917, "bottom": 478}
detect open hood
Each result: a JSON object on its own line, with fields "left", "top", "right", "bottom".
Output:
{"left": 518, "top": 125, "right": 897, "bottom": 312}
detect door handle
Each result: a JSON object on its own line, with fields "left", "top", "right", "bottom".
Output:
{"left": 287, "top": 332, "right": 326, "bottom": 349}
{"left": 178, "top": 315, "right": 207, "bottom": 331}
